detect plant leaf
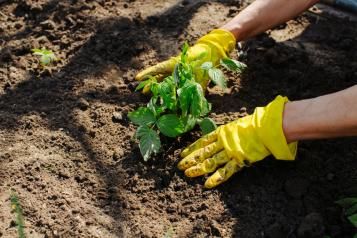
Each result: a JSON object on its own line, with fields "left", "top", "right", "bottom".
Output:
{"left": 147, "top": 97, "right": 157, "bottom": 115}
{"left": 136, "top": 126, "right": 161, "bottom": 161}
{"left": 41, "top": 55, "right": 51, "bottom": 65}
{"left": 158, "top": 76, "right": 176, "bottom": 110}
{"left": 178, "top": 81, "right": 210, "bottom": 117}
{"left": 157, "top": 114, "right": 184, "bottom": 137}
{"left": 147, "top": 97, "right": 166, "bottom": 117}
{"left": 32, "top": 48, "right": 48, "bottom": 55}
{"left": 182, "top": 115, "right": 197, "bottom": 132}
{"left": 177, "top": 82, "right": 193, "bottom": 116}
{"left": 346, "top": 203, "right": 357, "bottom": 216}
{"left": 173, "top": 64, "right": 180, "bottom": 85}
{"left": 163, "top": 226, "right": 174, "bottom": 238}
{"left": 201, "top": 100, "right": 211, "bottom": 116}
{"left": 335, "top": 197, "right": 357, "bottom": 208}
{"left": 220, "top": 58, "right": 247, "bottom": 73}
{"left": 135, "top": 80, "right": 149, "bottom": 91}
{"left": 10, "top": 192, "right": 26, "bottom": 238}
{"left": 136, "top": 77, "right": 156, "bottom": 91}
{"left": 199, "top": 118, "right": 217, "bottom": 135}
{"left": 191, "top": 91, "right": 203, "bottom": 117}
{"left": 181, "top": 42, "right": 189, "bottom": 63}
{"left": 348, "top": 214, "right": 357, "bottom": 227}
{"left": 201, "top": 62, "right": 213, "bottom": 70}
{"left": 175, "top": 62, "right": 194, "bottom": 87}
{"left": 32, "top": 48, "right": 57, "bottom": 65}
{"left": 128, "top": 107, "right": 156, "bottom": 126}
{"left": 191, "top": 82, "right": 209, "bottom": 117}
{"left": 208, "top": 68, "right": 227, "bottom": 88}
{"left": 150, "top": 82, "right": 160, "bottom": 96}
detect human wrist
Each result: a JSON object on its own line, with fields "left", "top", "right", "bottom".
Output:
{"left": 282, "top": 99, "right": 317, "bottom": 143}
{"left": 196, "top": 29, "right": 236, "bottom": 60}
{"left": 254, "top": 96, "right": 297, "bottom": 161}
{"left": 282, "top": 101, "right": 298, "bottom": 143}
{"left": 283, "top": 86, "right": 357, "bottom": 142}
{"left": 220, "top": 24, "right": 241, "bottom": 41}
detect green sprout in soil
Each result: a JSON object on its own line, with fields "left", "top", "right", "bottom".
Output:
{"left": 31, "top": 48, "right": 58, "bottom": 67}
{"left": 163, "top": 225, "right": 174, "bottom": 238}
{"left": 10, "top": 191, "right": 26, "bottom": 238}
{"left": 129, "top": 43, "right": 247, "bottom": 161}
{"left": 335, "top": 197, "right": 357, "bottom": 237}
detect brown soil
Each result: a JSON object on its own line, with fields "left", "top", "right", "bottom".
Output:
{"left": 1, "top": 0, "right": 357, "bottom": 237}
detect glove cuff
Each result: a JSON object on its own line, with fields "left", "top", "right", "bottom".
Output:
{"left": 196, "top": 29, "right": 236, "bottom": 58}
{"left": 254, "top": 96, "right": 298, "bottom": 161}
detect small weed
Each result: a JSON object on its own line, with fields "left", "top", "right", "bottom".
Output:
{"left": 335, "top": 197, "right": 357, "bottom": 237}
{"left": 41, "top": 163, "right": 56, "bottom": 174}
{"left": 10, "top": 191, "right": 26, "bottom": 238}
{"left": 163, "top": 226, "right": 174, "bottom": 238}
{"left": 31, "top": 48, "right": 58, "bottom": 67}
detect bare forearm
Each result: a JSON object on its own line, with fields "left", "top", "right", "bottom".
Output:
{"left": 283, "top": 85, "right": 357, "bottom": 143}
{"left": 221, "top": 0, "right": 319, "bottom": 41}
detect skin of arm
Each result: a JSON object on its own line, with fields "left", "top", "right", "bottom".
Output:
{"left": 221, "top": 0, "right": 319, "bottom": 41}
{"left": 283, "top": 85, "right": 357, "bottom": 142}
{"left": 219, "top": 0, "right": 357, "bottom": 141}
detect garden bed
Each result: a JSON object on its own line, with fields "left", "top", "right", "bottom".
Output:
{"left": 0, "top": 0, "right": 356, "bottom": 237}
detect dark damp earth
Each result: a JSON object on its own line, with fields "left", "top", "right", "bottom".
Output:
{"left": 0, "top": 1, "right": 356, "bottom": 237}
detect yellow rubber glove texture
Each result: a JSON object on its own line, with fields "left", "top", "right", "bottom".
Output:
{"left": 135, "top": 29, "right": 236, "bottom": 92}
{"left": 178, "top": 96, "right": 298, "bottom": 188}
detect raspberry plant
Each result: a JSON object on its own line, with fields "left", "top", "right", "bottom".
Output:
{"left": 129, "top": 43, "right": 246, "bottom": 161}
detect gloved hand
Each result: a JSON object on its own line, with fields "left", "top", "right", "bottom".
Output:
{"left": 178, "top": 96, "right": 298, "bottom": 188}
{"left": 135, "top": 29, "right": 236, "bottom": 93}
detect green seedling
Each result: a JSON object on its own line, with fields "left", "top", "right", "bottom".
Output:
{"left": 129, "top": 43, "right": 246, "bottom": 161}
{"left": 31, "top": 48, "right": 57, "bottom": 66}
{"left": 335, "top": 197, "right": 357, "bottom": 238}
{"left": 163, "top": 225, "right": 174, "bottom": 238}
{"left": 10, "top": 191, "right": 26, "bottom": 238}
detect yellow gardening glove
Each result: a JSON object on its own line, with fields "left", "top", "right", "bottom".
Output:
{"left": 178, "top": 96, "right": 298, "bottom": 188}
{"left": 135, "top": 29, "right": 236, "bottom": 93}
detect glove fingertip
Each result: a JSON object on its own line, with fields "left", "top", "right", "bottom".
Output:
{"left": 142, "top": 84, "right": 151, "bottom": 94}
{"left": 180, "top": 149, "right": 190, "bottom": 158}
{"left": 134, "top": 74, "right": 141, "bottom": 81}
{"left": 204, "top": 178, "right": 218, "bottom": 189}
{"left": 177, "top": 160, "right": 188, "bottom": 171}
{"left": 135, "top": 71, "right": 146, "bottom": 81}
{"left": 185, "top": 166, "right": 206, "bottom": 178}
{"left": 184, "top": 168, "right": 195, "bottom": 178}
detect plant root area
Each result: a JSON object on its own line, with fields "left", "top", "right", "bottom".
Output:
{"left": 0, "top": 1, "right": 356, "bottom": 237}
